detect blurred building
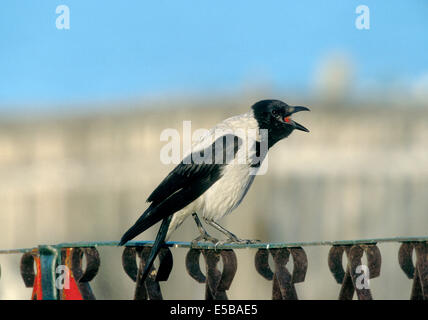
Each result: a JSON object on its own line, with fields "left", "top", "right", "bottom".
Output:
{"left": 1, "top": 95, "right": 428, "bottom": 299}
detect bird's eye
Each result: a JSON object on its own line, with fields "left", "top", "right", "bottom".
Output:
{"left": 272, "top": 110, "right": 279, "bottom": 116}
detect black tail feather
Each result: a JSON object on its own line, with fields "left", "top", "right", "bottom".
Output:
{"left": 119, "top": 222, "right": 146, "bottom": 246}
{"left": 139, "top": 215, "right": 172, "bottom": 283}
{"left": 119, "top": 204, "right": 158, "bottom": 245}
{"left": 120, "top": 176, "right": 218, "bottom": 246}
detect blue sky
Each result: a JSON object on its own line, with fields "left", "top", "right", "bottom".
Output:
{"left": 0, "top": 1, "right": 427, "bottom": 109}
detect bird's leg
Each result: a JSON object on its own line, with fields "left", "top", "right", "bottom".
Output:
{"left": 205, "top": 220, "right": 260, "bottom": 244}
{"left": 191, "top": 213, "right": 218, "bottom": 245}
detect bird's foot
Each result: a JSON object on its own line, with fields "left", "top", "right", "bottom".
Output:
{"left": 234, "top": 238, "right": 261, "bottom": 244}
{"left": 226, "top": 234, "right": 261, "bottom": 244}
{"left": 213, "top": 238, "right": 261, "bottom": 250}
{"left": 191, "top": 233, "right": 219, "bottom": 247}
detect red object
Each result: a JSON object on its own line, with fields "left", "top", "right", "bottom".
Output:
{"left": 61, "top": 274, "right": 83, "bottom": 300}
{"left": 60, "top": 248, "right": 83, "bottom": 300}
{"left": 31, "top": 256, "right": 43, "bottom": 300}
{"left": 31, "top": 248, "right": 84, "bottom": 300}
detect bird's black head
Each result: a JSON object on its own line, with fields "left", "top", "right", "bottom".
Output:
{"left": 251, "top": 99, "right": 310, "bottom": 148}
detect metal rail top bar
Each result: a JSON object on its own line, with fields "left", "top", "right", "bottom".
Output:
{"left": 1, "top": 236, "right": 428, "bottom": 254}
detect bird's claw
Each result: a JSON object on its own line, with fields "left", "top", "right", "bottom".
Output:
{"left": 243, "top": 239, "right": 261, "bottom": 244}
{"left": 212, "top": 238, "right": 261, "bottom": 250}
{"left": 229, "top": 238, "right": 261, "bottom": 245}
{"left": 191, "top": 233, "right": 219, "bottom": 247}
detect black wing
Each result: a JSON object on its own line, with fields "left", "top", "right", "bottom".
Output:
{"left": 119, "top": 134, "right": 242, "bottom": 245}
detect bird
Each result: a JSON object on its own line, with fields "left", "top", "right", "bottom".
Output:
{"left": 119, "top": 99, "right": 310, "bottom": 283}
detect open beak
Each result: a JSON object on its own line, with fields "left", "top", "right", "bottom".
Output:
{"left": 285, "top": 106, "right": 310, "bottom": 132}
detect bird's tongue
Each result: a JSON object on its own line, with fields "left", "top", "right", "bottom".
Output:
{"left": 284, "top": 116, "right": 291, "bottom": 123}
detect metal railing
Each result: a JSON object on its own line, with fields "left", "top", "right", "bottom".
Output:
{"left": 1, "top": 237, "right": 428, "bottom": 300}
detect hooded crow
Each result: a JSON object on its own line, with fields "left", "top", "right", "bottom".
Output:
{"left": 119, "top": 99, "right": 310, "bottom": 282}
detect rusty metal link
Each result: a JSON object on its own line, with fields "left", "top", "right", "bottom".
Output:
{"left": 20, "top": 250, "right": 37, "bottom": 289}
{"left": 398, "top": 242, "right": 428, "bottom": 300}
{"left": 20, "top": 249, "right": 42, "bottom": 299}
{"left": 185, "top": 249, "right": 237, "bottom": 300}
{"left": 122, "top": 246, "right": 173, "bottom": 300}
{"left": 255, "top": 247, "right": 307, "bottom": 300}
{"left": 328, "top": 244, "right": 381, "bottom": 300}
{"left": 60, "top": 247, "right": 100, "bottom": 300}
{"left": 20, "top": 247, "right": 59, "bottom": 300}
{"left": 20, "top": 247, "right": 100, "bottom": 300}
